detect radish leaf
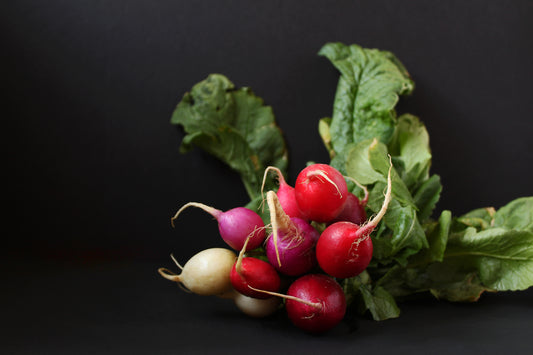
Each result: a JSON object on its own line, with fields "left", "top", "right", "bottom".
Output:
{"left": 171, "top": 74, "right": 288, "bottom": 199}
{"left": 318, "top": 42, "right": 414, "bottom": 158}
{"left": 494, "top": 197, "right": 533, "bottom": 233}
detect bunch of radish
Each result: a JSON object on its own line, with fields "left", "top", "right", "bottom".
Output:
{"left": 159, "top": 161, "right": 392, "bottom": 334}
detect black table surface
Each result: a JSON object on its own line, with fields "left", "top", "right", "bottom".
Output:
{"left": 4, "top": 257, "right": 533, "bottom": 354}
{"left": 4, "top": 1, "right": 532, "bottom": 353}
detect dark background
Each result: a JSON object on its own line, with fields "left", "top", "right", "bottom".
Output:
{"left": 3, "top": 1, "right": 532, "bottom": 354}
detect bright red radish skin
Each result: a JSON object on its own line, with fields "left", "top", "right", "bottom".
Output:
{"left": 230, "top": 257, "right": 281, "bottom": 299}
{"left": 285, "top": 274, "right": 346, "bottom": 334}
{"left": 316, "top": 159, "right": 393, "bottom": 279}
{"left": 262, "top": 166, "right": 306, "bottom": 220}
{"left": 317, "top": 221, "right": 373, "bottom": 278}
{"left": 171, "top": 203, "right": 265, "bottom": 251}
{"left": 294, "top": 164, "right": 348, "bottom": 223}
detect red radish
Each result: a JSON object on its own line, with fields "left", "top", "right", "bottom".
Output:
{"left": 316, "top": 160, "right": 393, "bottom": 278}
{"left": 262, "top": 166, "right": 305, "bottom": 220}
{"left": 286, "top": 274, "right": 346, "bottom": 333}
{"left": 230, "top": 258, "right": 281, "bottom": 298}
{"left": 249, "top": 274, "right": 346, "bottom": 333}
{"left": 171, "top": 202, "right": 265, "bottom": 251}
{"left": 330, "top": 192, "right": 367, "bottom": 225}
{"left": 230, "top": 235, "right": 281, "bottom": 299}
{"left": 330, "top": 177, "right": 369, "bottom": 225}
{"left": 158, "top": 248, "right": 236, "bottom": 296}
{"left": 317, "top": 221, "right": 374, "bottom": 278}
{"left": 264, "top": 191, "right": 319, "bottom": 276}
{"left": 294, "top": 164, "right": 348, "bottom": 222}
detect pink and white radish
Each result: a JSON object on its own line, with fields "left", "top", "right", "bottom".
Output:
{"left": 250, "top": 274, "right": 346, "bottom": 333}
{"left": 294, "top": 164, "right": 348, "bottom": 223}
{"left": 316, "top": 159, "right": 393, "bottom": 278}
{"left": 171, "top": 202, "right": 265, "bottom": 251}
{"left": 265, "top": 191, "right": 319, "bottom": 276}
{"left": 158, "top": 248, "right": 236, "bottom": 296}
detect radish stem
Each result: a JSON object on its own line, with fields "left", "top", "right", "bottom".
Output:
{"left": 344, "top": 176, "right": 369, "bottom": 206}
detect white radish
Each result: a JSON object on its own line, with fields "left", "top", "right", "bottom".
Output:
{"left": 233, "top": 292, "right": 281, "bottom": 318}
{"left": 158, "top": 248, "right": 236, "bottom": 296}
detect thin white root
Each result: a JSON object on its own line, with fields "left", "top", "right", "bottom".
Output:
{"left": 261, "top": 166, "right": 285, "bottom": 198}
{"left": 170, "top": 202, "right": 221, "bottom": 228}
{"left": 259, "top": 166, "right": 287, "bottom": 215}
{"left": 157, "top": 267, "right": 181, "bottom": 282}
{"left": 344, "top": 175, "right": 369, "bottom": 205}
{"left": 170, "top": 253, "right": 184, "bottom": 270}
{"left": 307, "top": 170, "right": 343, "bottom": 198}
{"left": 357, "top": 155, "right": 393, "bottom": 237}
{"left": 235, "top": 234, "right": 252, "bottom": 275}
{"left": 370, "top": 155, "right": 393, "bottom": 225}
{"left": 247, "top": 286, "right": 322, "bottom": 309}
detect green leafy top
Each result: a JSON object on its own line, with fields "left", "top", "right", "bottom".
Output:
{"left": 318, "top": 41, "right": 533, "bottom": 320}
{"left": 318, "top": 42, "right": 414, "bottom": 158}
{"left": 171, "top": 74, "right": 288, "bottom": 200}
{"left": 170, "top": 43, "right": 533, "bottom": 323}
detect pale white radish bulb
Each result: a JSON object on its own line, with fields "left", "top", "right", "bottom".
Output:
{"left": 158, "top": 248, "right": 236, "bottom": 296}
{"left": 233, "top": 292, "right": 281, "bottom": 318}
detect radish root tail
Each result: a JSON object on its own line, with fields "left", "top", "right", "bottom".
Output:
{"left": 170, "top": 253, "right": 184, "bottom": 270}
{"left": 261, "top": 166, "right": 285, "bottom": 199}
{"left": 344, "top": 176, "right": 369, "bottom": 206}
{"left": 247, "top": 286, "right": 322, "bottom": 310}
{"left": 170, "top": 202, "right": 222, "bottom": 228}
{"left": 158, "top": 267, "right": 181, "bottom": 282}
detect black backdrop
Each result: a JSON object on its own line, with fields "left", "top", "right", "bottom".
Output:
{"left": 3, "top": 1, "right": 533, "bottom": 354}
